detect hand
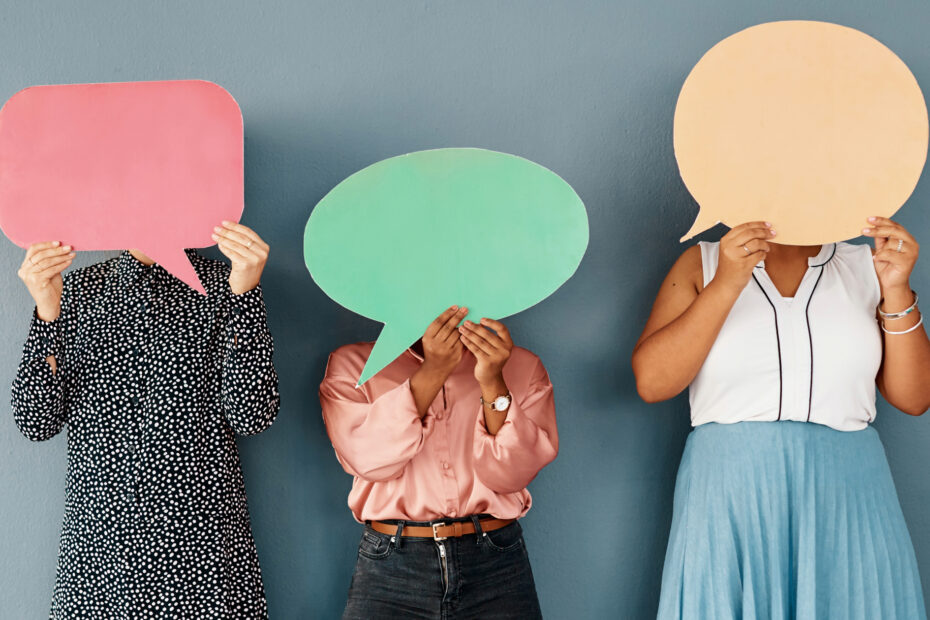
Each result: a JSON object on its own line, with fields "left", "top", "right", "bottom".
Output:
{"left": 714, "top": 221, "right": 776, "bottom": 294}
{"left": 458, "top": 318, "right": 513, "bottom": 388}
{"left": 421, "top": 306, "right": 467, "bottom": 376}
{"left": 862, "top": 216, "right": 919, "bottom": 295}
{"left": 212, "top": 221, "right": 270, "bottom": 295}
{"left": 17, "top": 241, "right": 75, "bottom": 321}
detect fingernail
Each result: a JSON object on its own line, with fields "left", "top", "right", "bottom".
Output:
{"left": 770, "top": 230, "right": 776, "bottom": 236}
{"left": 863, "top": 228, "right": 871, "bottom": 234}
{"left": 868, "top": 217, "right": 877, "bottom": 222}
{"left": 211, "top": 234, "right": 218, "bottom": 240}
{"left": 214, "top": 226, "right": 221, "bottom": 232}
{"left": 765, "top": 222, "right": 773, "bottom": 227}
{"left": 222, "top": 220, "right": 231, "bottom": 225}
{"left": 52, "top": 241, "right": 60, "bottom": 246}
{"left": 451, "top": 305, "right": 458, "bottom": 310}
{"left": 62, "top": 245, "right": 71, "bottom": 251}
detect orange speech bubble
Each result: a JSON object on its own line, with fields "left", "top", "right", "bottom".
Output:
{"left": 676, "top": 21, "right": 928, "bottom": 245}
{"left": 0, "top": 80, "right": 244, "bottom": 293}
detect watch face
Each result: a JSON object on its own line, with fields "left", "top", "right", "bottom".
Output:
{"left": 494, "top": 396, "right": 510, "bottom": 410}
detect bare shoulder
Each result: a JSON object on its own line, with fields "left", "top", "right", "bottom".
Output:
{"left": 665, "top": 244, "right": 703, "bottom": 293}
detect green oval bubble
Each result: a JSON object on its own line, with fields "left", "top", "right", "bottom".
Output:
{"left": 305, "top": 148, "right": 588, "bottom": 384}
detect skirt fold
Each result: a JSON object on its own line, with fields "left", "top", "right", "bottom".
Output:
{"left": 657, "top": 421, "right": 926, "bottom": 620}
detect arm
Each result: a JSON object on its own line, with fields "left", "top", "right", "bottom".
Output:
{"left": 317, "top": 306, "right": 467, "bottom": 481}
{"left": 320, "top": 361, "right": 429, "bottom": 482}
{"left": 472, "top": 357, "right": 558, "bottom": 494}
{"left": 11, "top": 242, "right": 76, "bottom": 441}
{"left": 221, "top": 285, "right": 280, "bottom": 435}
{"left": 865, "top": 217, "right": 930, "bottom": 415}
{"left": 213, "top": 221, "right": 280, "bottom": 434}
{"left": 631, "top": 222, "right": 775, "bottom": 402}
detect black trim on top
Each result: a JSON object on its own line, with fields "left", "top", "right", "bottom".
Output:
{"left": 805, "top": 264, "right": 827, "bottom": 422}
{"left": 752, "top": 273, "right": 783, "bottom": 420}
{"left": 809, "top": 243, "right": 837, "bottom": 268}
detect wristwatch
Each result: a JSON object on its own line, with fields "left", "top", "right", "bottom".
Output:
{"left": 480, "top": 393, "right": 512, "bottom": 412}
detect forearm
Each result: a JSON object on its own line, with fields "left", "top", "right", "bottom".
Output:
{"left": 479, "top": 375, "right": 509, "bottom": 435}
{"left": 409, "top": 362, "right": 452, "bottom": 417}
{"left": 633, "top": 280, "right": 740, "bottom": 401}
{"left": 878, "top": 287, "right": 930, "bottom": 414}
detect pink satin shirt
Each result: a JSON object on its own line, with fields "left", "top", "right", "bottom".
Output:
{"left": 319, "top": 343, "right": 559, "bottom": 523}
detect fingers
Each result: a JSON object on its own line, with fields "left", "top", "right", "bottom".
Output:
{"left": 741, "top": 239, "right": 771, "bottom": 255}
{"left": 459, "top": 328, "right": 494, "bottom": 357}
{"left": 219, "top": 221, "right": 269, "bottom": 250}
{"left": 34, "top": 255, "right": 74, "bottom": 279}
{"left": 874, "top": 247, "right": 914, "bottom": 266}
{"left": 425, "top": 306, "right": 459, "bottom": 338}
{"left": 215, "top": 238, "right": 252, "bottom": 261}
{"left": 862, "top": 224, "right": 916, "bottom": 244}
{"left": 436, "top": 306, "right": 468, "bottom": 342}
{"left": 459, "top": 320, "right": 508, "bottom": 352}
{"left": 25, "top": 241, "right": 62, "bottom": 261}
{"left": 25, "top": 245, "right": 73, "bottom": 271}
{"left": 729, "top": 225, "right": 776, "bottom": 248}
{"left": 477, "top": 318, "right": 513, "bottom": 346}
{"left": 213, "top": 225, "right": 269, "bottom": 259}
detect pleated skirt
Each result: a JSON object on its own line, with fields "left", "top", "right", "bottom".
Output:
{"left": 657, "top": 421, "right": 926, "bottom": 620}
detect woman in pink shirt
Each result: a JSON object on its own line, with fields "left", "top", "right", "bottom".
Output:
{"left": 319, "top": 305, "right": 558, "bottom": 619}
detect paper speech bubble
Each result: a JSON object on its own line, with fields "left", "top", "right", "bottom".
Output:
{"left": 0, "top": 80, "right": 244, "bottom": 294}
{"left": 675, "top": 21, "right": 929, "bottom": 245}
{"left": 305, "top": 148, "right": 588, "bottom": 384}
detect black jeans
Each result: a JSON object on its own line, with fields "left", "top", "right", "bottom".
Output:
{"left": 343, "top": 516, "right": 543, "bottom": 619}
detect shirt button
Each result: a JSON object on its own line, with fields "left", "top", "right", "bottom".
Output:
{"left": 449, "top": 511, "right": 457, "bottom": 518}
{"left": 39, "top": 336, "right": 50, "bottom": 346}
{"left": 231, "top": 307, "right": 242, "bottom": 316}
{"left": 132, "top": 346, "right": 141, "bottom": 356}
{"left": 127, "top": 443, "right": 137, "bottom": 455}
{"left": 435, "top": 413, "right": 443, "bottom": 421}
{"left": 125, "top": 492, "right": 135, "bottom": 502}
{"left": 442, "top": 462, "right": 450, "bottom": 470}
{"left": 130, "top": 395, "right": 140, "bottom": 406}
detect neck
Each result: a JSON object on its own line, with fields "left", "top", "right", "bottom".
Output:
{"left": 129, "top": 249, "right": 155, "bottom": 266}
{"left": 765, "top": 243, "right": 823, "bottom": 263}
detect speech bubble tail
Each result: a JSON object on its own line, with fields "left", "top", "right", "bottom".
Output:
{"left": 680, "top": 209, "right": 720, "bottom": 243}
{"left": 147, "top": 249, "right": 207, "bottom": 295}
{"left": 358, "top": 323, "right": 420, "bottom": 385}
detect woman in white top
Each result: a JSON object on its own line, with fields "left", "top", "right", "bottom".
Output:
{"left": 633, "top": 218, "right": 930, "bottom": 620}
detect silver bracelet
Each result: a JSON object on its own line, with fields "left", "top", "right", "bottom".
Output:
{"left": 881, "top": 314, "right": 924, "bottom": 335}
{"left": 878, "top": 289, "right": 918, "bottom": 320}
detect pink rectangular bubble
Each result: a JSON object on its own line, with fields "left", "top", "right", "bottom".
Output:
{"left": 0, "top": 80, "right": 244, "bottom": 294}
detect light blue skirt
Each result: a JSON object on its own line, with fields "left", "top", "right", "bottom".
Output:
{"left": 658, "top": 421, "right": 926, "bottom": 620}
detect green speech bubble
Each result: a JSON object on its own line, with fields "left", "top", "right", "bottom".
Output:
{"left": 304, "top": 148, "right": 588, "bottom": 384}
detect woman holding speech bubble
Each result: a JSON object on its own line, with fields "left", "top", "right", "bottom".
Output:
{"left": 319, "top": 305, "right": 558, "bottom": 619}
{"left": 633, "top": 218, "right": 930, "bottom": 619}
{"left": 11, "top": 221, "right": 279, "bottom": 619}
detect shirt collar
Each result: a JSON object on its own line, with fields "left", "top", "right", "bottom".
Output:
{"left": 116, "top": 250, "right": 182, "bottom": 288}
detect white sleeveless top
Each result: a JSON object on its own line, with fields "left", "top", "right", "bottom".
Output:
{"left": 689, "top": 241, "right": 882, "bottom": 431}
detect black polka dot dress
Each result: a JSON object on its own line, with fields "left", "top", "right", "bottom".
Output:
{"left": 11, "top": 250, "right": 280, "bottom": 619}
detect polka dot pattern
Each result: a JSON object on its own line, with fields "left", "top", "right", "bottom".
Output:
{"left": 11, "top": 250, "right": 280, "bottom": 619}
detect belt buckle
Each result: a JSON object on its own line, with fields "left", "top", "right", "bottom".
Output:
{"left": 431, "top": 522, "right": 447, "bottom": 541}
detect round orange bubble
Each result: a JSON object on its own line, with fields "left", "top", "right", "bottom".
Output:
{"left": 676, "top": 20, "right": 928, "bottom": 245}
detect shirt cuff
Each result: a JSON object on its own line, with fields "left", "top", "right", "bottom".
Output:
{"left": 23, "top": 309, "right": 61, "bottom": 361}
{"left": 227, "top": 284, "right": 268, "bottom": 350}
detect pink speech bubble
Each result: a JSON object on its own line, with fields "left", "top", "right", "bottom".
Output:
{"left": 0, "top": 80, "right": 243, "bottom": 294}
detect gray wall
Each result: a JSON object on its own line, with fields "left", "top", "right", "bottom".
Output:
{"left": 1, "top": 2, "right": 928, "bottom": 618}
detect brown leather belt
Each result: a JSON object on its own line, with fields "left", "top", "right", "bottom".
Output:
{"left": 369, "top": 518, "right": 515, "bottom": 541}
